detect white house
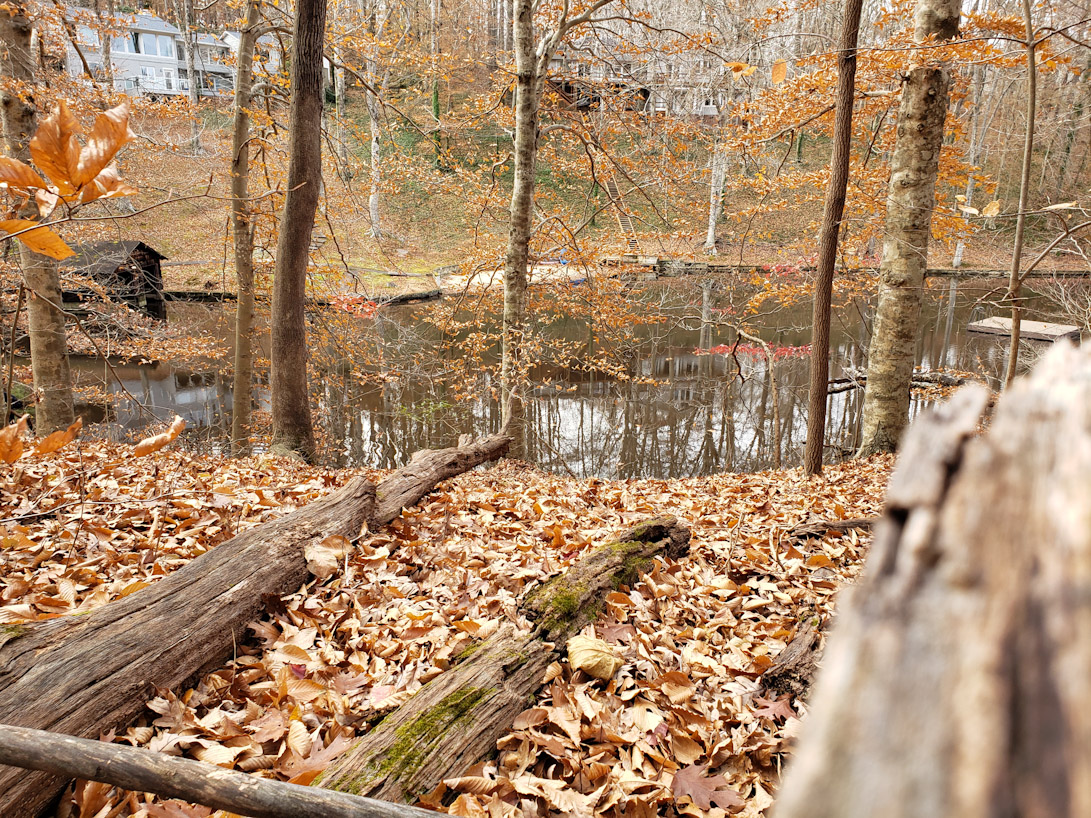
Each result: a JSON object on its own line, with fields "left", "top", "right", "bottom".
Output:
{"left": 65, "top": 8, "right": 237, "bottom": 98}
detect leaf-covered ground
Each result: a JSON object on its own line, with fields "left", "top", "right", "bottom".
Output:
{"left": 0, "top": 439, "right": 893, "bottom": 817}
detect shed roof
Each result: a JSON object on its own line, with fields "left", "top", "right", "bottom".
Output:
{"left": 62, "top": 241, "right": 167, "bottom": 280}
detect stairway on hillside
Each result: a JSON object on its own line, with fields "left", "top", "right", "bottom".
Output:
{"left": 605, "top": 177, "right": 640, "bottom": 254}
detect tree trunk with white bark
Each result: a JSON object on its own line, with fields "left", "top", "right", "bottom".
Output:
{"left": 858, "top": 0, "right": 961, "bottom": 455}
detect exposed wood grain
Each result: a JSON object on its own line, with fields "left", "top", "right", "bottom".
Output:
{"left": 371, "top": 432, "right": 511, "bottom": 526}
{"left": 0, "top": 431, "right": 511, "bottom": 817}
{"left": 0, "top": 724, "right": 434, "bottom": 818}
{"left": 319, "top": 516, "right": 692, "bottom": 802}
{"left": 776, "top": 343, "right": 1091, "bottom": 818}
{"left": 762, "top": 616, "right": 822, "bottom": 698}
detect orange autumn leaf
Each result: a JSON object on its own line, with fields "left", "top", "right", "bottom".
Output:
{"left": 0, "top": 219, "right": 74, "bottom": 260}
{"left": 29, "top": 101, "right": 82, "bottom": 195}
{"left": 33, "top": 417, "right": 82, "bottom": 455}
{"left": 0, "top": 156, "right": 46, "bottom": 193}
{"left": 75, "top": 103, "right": 135, "bottom": 188}
{"left": 0, "top": 415, "right": 28, "bottom": 464}
{"left": 133, "top": 416, "right": 186, "bottom": 457}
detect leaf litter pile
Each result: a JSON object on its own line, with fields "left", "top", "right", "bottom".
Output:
{"left": 0, "top": 428, "right": 892, "bottom": 818}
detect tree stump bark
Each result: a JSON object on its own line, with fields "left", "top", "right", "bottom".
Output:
{"left": 0, "top": 432, "right": 510, "bottom": 817}
{"left": 776, "top": 342, "right": 1091, "bottom": 818}
{"left": 319, "top": 517, "right": 692, "bottom": 802}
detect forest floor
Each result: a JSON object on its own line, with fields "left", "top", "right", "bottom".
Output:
{"left": 1, "top": 435, "right": 892, "bottom": 817}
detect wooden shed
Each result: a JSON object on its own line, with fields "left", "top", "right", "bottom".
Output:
{"left": 61, "top": 241, "right": 167, "bottom": 320}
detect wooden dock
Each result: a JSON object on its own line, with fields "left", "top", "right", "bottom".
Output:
{"left": 967, "top": 316, "right": 1082, "bottom": 342}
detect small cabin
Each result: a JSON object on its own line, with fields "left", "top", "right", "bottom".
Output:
{"left": 62, "top": 241, "right": 167, "bottom": 319}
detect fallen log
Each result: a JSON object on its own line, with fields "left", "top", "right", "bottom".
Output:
{"left": 762, "top": 615, "right": 823, "bottom": 698}
{"left": 784, "top": 515, "right": 875, "bottom": 543}
{"left": 318, "top": 516, "right": 692, "bottom": 802}
{"left": 0, "top": 724, "right": 434, "bottom": 818}
{"left": 0, "top": 431, "right": 511, "bottom": 817}
{"left": 776, "top": 343, "right": 1091, "bottom": 818}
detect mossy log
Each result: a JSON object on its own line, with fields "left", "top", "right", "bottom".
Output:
{"left": 319, "top": 516, "right": 692, "bottom": 802}
{"left": 777, "top": 343, "right": 1091, "bottom": 818}
{"left": 0, "top": 432, "right": 510, "bottom": 817}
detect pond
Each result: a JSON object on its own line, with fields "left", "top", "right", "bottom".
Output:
{"left": 68, "top": 277, "right": 1071, "bottom": 479}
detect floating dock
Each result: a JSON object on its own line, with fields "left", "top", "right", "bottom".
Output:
{"left": 967, "top": 316, "right": 1082, "bottom": 342}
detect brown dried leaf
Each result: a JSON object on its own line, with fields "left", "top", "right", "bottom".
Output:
{"left": 567, "top": 633, "right": 622, "bottom": 680}
{"left": 133, "top": 415, "right": 185, "bottom": 457}
{"left": 33, "top": 417, "right": 82, "bottom": 455}
{"left": 0, "top": 415, "right": 28, "bottom": 464}
{"left": 671, "top": 764, "right": 744, "bottom": 811}
{"left": 286, "top": 719, "right": 312, "bottom": 757}
{"left": 771, "top": 59, "right": 788, "bottom": 84}
{"left": 304, "top": 534, "right": 351, "bottom": 580}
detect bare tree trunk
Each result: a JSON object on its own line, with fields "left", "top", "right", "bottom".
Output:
{"left": 270, "top": 0, "right": 327, "bottom": 460}
{"left": 804, "top": 0, "right": 862, "bottom": 476}
{"left": 0, "top": 2, "right": 74, "bottom": 435}
{"left": 778, "top": 342, "right": 1091, "bottom": 818}
{"left": 501, "top": 0, "right": 541, "bottom": 429}
{"left": 430, "top": 0, "right": 441, "bottom": 164}
{"left": 366, "top": 0, "right": 388, "bottom": 237}
{"left": 857, "top": 0, "right": 961, "bottom": 455}
{"left": 230, "top": 0, "right": 260, "bottom": 455}
{"left": 1004, "top": 0, "right": 1036, "bottom": 390}
{"left": 181, "top": 0, "right": 201, "bottom": 153}
{"left": 92, "top": 0, "right": 114, "bottom": 89}
{"left": 703, "top": 144, "right": 726, "bottom": 253}
{"left": 952, "top": 65, "right": 985, "bottom": 269}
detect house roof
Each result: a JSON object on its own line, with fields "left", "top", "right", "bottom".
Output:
{"left": 193, "top": 33, "right": 229, "bottom": 48}
{"left": 62, "top": 241, "right": 167, "bottom": 280}
{"left": 129, "top": 13, "right": 181, "bottom": 36}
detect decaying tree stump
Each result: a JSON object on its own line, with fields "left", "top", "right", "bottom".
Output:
{"left": 776, "top": 343, "right": 1091, "bottom": 818}
{"left": 319, "top": 516, "right": 692, "bottom": 802}
{"left": 0, "top": 432, "right": 510, "bottom": 817}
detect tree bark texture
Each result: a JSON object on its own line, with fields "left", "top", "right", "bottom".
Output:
{"left": 270, "top": 0, "right": 327, "bottom": 460}
{"left": 704, "top": 146, "right": 726, "bottom": 253}
{"left": 500, "top": 0, "right": 541, "bottom": 429}
{"left": 230, "top": 0, "right": 261, "bottom": 455}
{"left": 0, "top": 724, "right": 436, "bottom": 818}
{"left": 857, "top": 0, "right": 961, "bottom": 455}
{"left": 320, "top": 517, "right": 691, "bottom": 802}
{"left": 181, "top": 0, "right": 202, "bottom": 153}
{"left": 0, "top": 432, "right": 510, "bottom": 816}
{"left": 0, "top": 2, "right": 74, "bottom": 435}
{"left": 1004, "top": 0, "right": 1036, "bottom": 390}
{"left": 803, "top": 0, "right": 862, "bottom": 476}
{"left": 778, "top": 341, "right": 1091, "bottom": 818}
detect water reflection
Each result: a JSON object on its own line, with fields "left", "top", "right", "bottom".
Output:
{"left": 74, "top": 281, "right": 1062, "bottom": 479}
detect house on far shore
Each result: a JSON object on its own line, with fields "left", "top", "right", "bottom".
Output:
{"left": 61, "top": 241, "right": 168, "bottom": 320}
{"left": 64, "top": 7, "right": 240, "bottom": 98}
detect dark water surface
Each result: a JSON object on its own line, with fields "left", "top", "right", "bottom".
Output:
{"left": 72, "top": 279, "right": 1066, "bottom": 479}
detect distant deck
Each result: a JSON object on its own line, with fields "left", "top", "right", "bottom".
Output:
{"left": 967, "top": 316, "right": 1082, "bottom": 342}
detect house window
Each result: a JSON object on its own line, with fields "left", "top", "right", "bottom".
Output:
{"left": 158, "top": 35, "right": 174, "bottom": 58}
{"left": 113, "top": 35, "right": 134, "bottom": 53}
